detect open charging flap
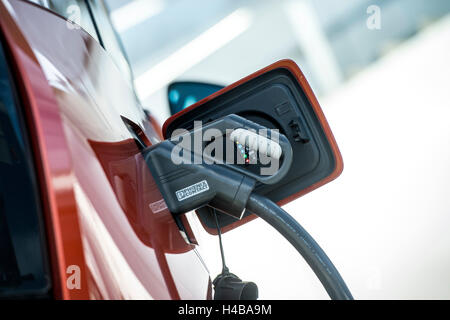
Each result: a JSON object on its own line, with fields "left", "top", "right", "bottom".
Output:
{"left": 163, "top": 60, "right": 343, "bottom": 234}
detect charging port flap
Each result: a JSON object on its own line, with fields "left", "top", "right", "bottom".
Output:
{"left": 163, "top": 60, "right": 343, "bottom": 234}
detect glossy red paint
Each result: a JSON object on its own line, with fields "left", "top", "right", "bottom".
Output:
{"left": 163, "top": 59, "right": 344, "bottom": 235}
{"left": 0, "top": 0, "right": 88, "bottom": 300}
{"left": 0, "top": 0, "right": 209, "bottom": 299}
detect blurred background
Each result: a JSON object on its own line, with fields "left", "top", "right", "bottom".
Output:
{"left": 104, "top": 0, "right": 450, "bottom": 299}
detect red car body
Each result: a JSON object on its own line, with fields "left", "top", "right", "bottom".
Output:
{"left": 0, "top": 0, "right": 210, "bottom": 299}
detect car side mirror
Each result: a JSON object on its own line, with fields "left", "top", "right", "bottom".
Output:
{"left": 163, "top": 60, "right": 343, "bottom": 234}
{"left": 167, "top": 81, "right": 224, "bottom": 115}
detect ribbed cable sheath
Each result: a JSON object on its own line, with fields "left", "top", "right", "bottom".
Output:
{"left": 246, "top": 193, "right": 353, "bottom": 300}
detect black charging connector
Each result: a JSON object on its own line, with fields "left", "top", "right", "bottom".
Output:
{"left": 144, "top": 142, "right": 255, "bottom": 218}
{"left": 144, "top": 114, "right": 353, "bottom": 300}
{"left": 143, "top": 114, "right": 291, "bottom": 219}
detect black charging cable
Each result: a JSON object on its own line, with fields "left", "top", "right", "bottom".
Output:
{"left": 246, "top": 193, "right": 353, "bottom": 300}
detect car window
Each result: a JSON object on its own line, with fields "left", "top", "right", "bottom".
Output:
{"left": 27, "top": 0, "right": 135, "bottom": 91}
{"left": 26, "top": 0, "right": 100, "bottom": 42}
{"left": 88, "top": 0, "right": 135, "bottom": 89}
{"left": 0, "top": 41, "right": 51, "bottom": 298}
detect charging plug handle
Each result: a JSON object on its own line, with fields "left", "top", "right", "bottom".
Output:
{"left": 144, "top": 142, "right": 255, "bottom": 219}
